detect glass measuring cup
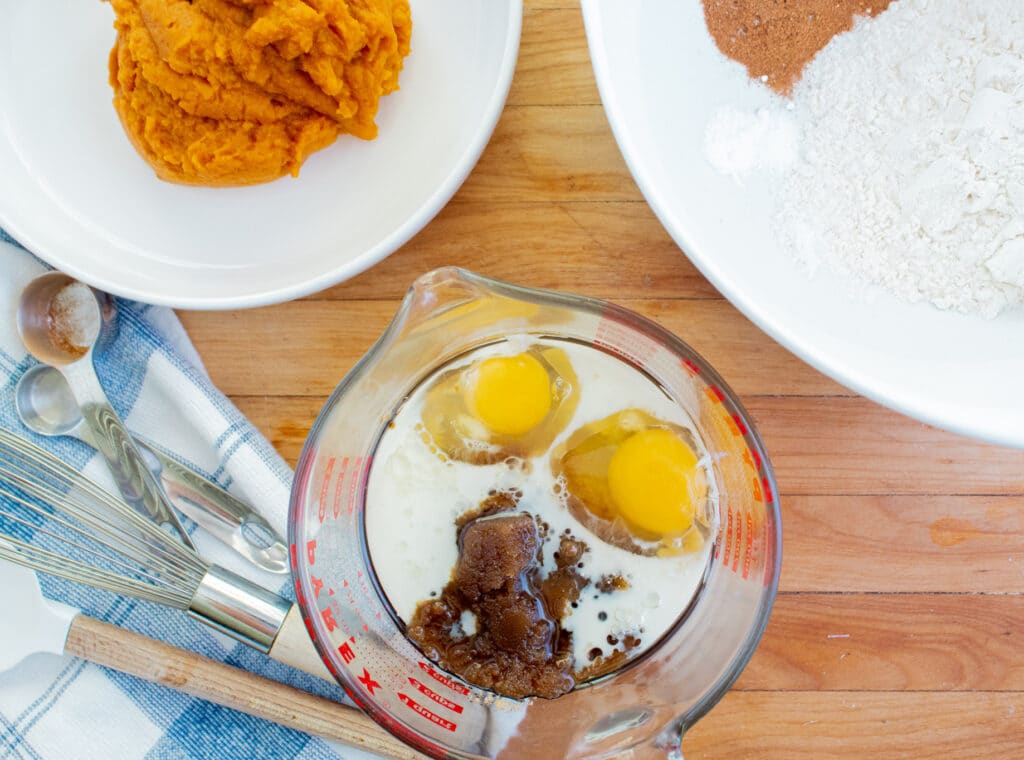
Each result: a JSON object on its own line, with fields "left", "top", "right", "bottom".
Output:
{"left": 289, "top": 268, "right": 780, "bottom": 759}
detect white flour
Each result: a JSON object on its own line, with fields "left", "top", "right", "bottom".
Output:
{"left": 706, "top": 0, "right": 1024, "bottom": 317}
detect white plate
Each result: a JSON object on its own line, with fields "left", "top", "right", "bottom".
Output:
{"left": 0, "top": 0, "right": 521, "bottom": 309}
{"left": 582, "top": 0, "right": 1024, "bottom": 448}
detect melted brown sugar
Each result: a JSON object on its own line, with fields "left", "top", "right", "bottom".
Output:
{"left": 405, "top": 492, "right": 635, "bottom": 699}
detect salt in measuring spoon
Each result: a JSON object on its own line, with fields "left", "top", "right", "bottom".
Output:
{"left": 17, "top": 273, "right": 193, "bottom": 548}
{"left": 15, "top": 364, "right": 289, "bottom": 573}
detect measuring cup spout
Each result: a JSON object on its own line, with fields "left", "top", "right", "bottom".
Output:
{"left": 397, "top": 267, "right": 500, "bottom": 337}
{"left": 383, "top": 267, "right": 573, "bottom": 363}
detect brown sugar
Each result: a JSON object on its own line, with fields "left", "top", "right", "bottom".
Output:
{"left": 407, "top": 513, "right": 575, "bottom": 699}
{"left": 453, "top": 490, "right": 520, "bottom": 532}
{"left": 701, "top": 0, "right": 892, "bottom": 95}
{"left": 405, "top": 508, "right": 633, "bottom": 700}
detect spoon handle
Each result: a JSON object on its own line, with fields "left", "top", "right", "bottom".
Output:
{"left": 135, "top": 436, "right": 289, "bottom": 574}
{"left": 63, "top": 361, "right": 194, "bottom": 549}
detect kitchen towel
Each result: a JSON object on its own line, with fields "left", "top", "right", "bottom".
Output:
{"left": 0, "top": 234, "right": 374, "bottom": 760}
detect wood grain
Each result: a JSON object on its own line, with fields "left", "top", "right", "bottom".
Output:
{"left": 684, "top": 691, "right": 1024, "bottom": 759}
{"left": 309, "top": 202, "right": 716, "bottom": 302}
{"left": 175, "top": 0, "right": 1024, "bottom": 756}
{"left": 456, "top": 105, "right": 641, "bottom": 203}
{"left": 780, "top": 495, "right": 1024, "bottom": 593}
{"left": 180, "top": 299, "right": 846, "bottom": 398}
{"left": 509, "top": 9, "right": 599, "bottom": 106}
{"left": 746, "top": 398, "right": 1024, "bottom": 495}
{"left": 739, "top": 595, "right": 1024, "bottom": 691}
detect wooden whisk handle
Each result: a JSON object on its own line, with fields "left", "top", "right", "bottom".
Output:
{"left": 65, "top": 615, "right": 423, "bottom": 760}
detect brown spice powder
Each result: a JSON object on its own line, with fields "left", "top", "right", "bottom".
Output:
{"left": 701, "top": 0, "right": 892, "bottom": 95}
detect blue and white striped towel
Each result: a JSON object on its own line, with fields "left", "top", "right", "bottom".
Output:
{"left": 0, "top": 234, "right": 380, "bottom": 760}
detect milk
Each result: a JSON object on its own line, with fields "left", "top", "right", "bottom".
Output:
{"left": 364, "top": 338, "right": 716, "bottom": 675}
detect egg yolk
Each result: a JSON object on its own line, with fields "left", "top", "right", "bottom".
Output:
{"left": 469, "top": 354, "right": 552, "bottom": 436}
{"left": 606, "top": 428, "right": 698, "bottom": 536}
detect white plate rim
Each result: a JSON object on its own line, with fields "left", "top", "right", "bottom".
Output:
{"left": 0, "top": 2, "right": 523, "bottom": 311}
{"left": 581, "top": 0, "right": 1022, "bottom": 449}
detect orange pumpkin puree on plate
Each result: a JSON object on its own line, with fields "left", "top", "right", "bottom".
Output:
{"left": 106, "top": 0, "right": 411, "bottom": 186}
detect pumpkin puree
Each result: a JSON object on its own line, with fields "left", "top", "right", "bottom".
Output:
{"left": 106, "top": 0, "right": 411, "bottom": 186}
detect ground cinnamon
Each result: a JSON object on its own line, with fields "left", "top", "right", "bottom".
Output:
{"left": 701, "top": 0, "right": 892, "bottom": 95}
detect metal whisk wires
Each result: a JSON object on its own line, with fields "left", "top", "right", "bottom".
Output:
{"left": 0, "top": 427, "right": 208, "bottom": 609}
{"left": 0, "top": 428, "right": 295, "bottom": 653}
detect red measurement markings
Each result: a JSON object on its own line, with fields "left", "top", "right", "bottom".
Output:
{"left": 731, "top": 414, "right": 748, "bottom": 436}
{"left": 418, "top": 661, "right": 470, "bottom": 696}
{"left": 338, "top": 638, "right": 356, "bottom": 664}
{"left": 290, "top": 546, "right": 306, "bottom": 605}
{"left": 399, "top": 693, "right": 457, "bottom": 732}
{"left": 358, "top": 668, "right": 382, "bottom": 696}
{"left": 408, "top": 678, "right": 464, "bottom": 714}
{"left": 762, "top": 476, "right": 774, "bottom": 504}
{"left": 322, "top": 606, "right": 338, "bottom": 632}
{"left": 352, "top": 569, "right": 376, "bottom": 613}
{"left": 332, "top": 456, "right": 350, "bottom": 519}
{"left": 721, "top": 505, "right": 734, "bottom": 566}
{"left": 346, "top": 457, "right": 360, "bottom": 515}
{"left": 731, "top": 509, "right": 744, "bottom": 574}
{"left": 336, "top": 614, "right": 352, "bottom": 639}
{"left": 345, "top": 456, "right": 370, "bottom": 515}
{"left": 741, "top": 448, "right": 753, "bottom": 470}
{"left": 343, "top": 585, "right": 359, "bottom": 612}
{"left": 322, "top": 654, "right": 340, "bottom": 677}
{"left": 681, "top": 358, "right": 701, "bottom": 376}
{"left": 357, "top": 457, "right": 372, "bottom": 513}
{"left": 742, "top": 512, "right": 754, "bottom": 580}
{"left": 317, "top": 457, "right": 336, "bottom": 523}
{"left": 306, "top": 540, "right": 317, "bottom": 565}
{"left": 311, "top": 574, "right": 324, "bottom": 599}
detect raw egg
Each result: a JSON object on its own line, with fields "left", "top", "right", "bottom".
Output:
{"left": 468, "top": 354, "right": 552, "bottom": 436}
{"left": 420, "top": 343, "right": 579, "bottom": 464}
{"left": 553, "top": 409, "right": 710, "bottom": 555}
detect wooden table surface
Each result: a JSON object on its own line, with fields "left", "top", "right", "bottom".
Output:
{"left": 181, "top": 3, "right": 1024, "bottom": 757}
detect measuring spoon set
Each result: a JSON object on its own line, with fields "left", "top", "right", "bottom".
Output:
{"left": 14, "top": 272, "right": 288, "bottom": 575}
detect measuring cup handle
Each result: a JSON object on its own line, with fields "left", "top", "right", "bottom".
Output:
{"left": 64, "top": 362, "right": 193, "bottom": 549}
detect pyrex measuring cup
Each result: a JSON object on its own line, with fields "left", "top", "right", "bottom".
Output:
{"left": 289, "top": 269, "right": 780, "bottom": 759}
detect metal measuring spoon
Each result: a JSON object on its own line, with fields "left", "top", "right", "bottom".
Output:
{"left": 17, "top": 273, "right": 193, "bottom": 548}
{"left": 16, "top": 365, "right": 289, "bottom": 574}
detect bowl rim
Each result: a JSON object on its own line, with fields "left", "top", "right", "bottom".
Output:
{"left": 0, "top": 1, "right": 524, "bottom": 311}
{"left": 580, "top": 0, "right": 1023, "bottom": 449}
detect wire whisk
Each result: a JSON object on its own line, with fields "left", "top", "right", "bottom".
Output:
{"left": 0, "top": 428, "right": 207, "bottom": 608}
{"left": 0, "top": 427, "right": 293, "bottom": 654}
